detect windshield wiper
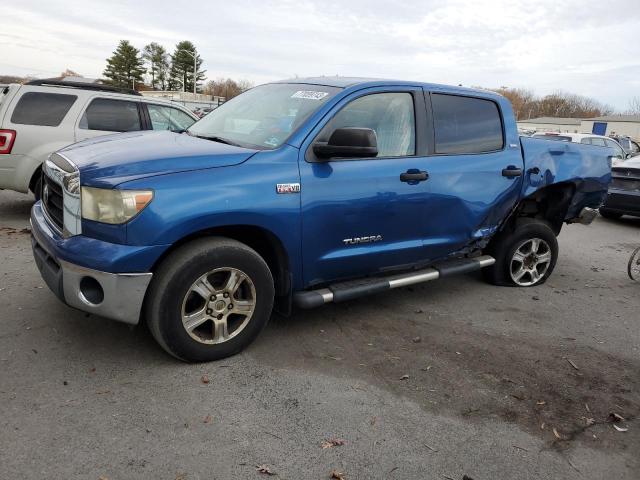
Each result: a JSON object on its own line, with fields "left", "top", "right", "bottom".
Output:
{"left": 186, "top": 131, "right": 241, "bottom": 147}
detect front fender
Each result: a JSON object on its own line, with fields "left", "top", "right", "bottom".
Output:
{"left": 121, "top": 146, "right": 303, "bottom": 287}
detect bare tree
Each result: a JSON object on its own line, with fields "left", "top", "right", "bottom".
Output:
{"left": 489, "top": 87, "right": 613, "bottom": 119}
{"left": 626, "top": 97, "right": 640, "bottom": 115}
{"left": 59, "top": 69, "right": 82, "bottom": 78}
{"left": 203, "top": 78, "right": 253, "bottom": 100}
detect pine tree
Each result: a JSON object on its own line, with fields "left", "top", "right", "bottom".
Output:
{"left": 168, "top": 41, "right": 206, "bottom": 93}
{"left": 142, "top": 42, "right": 169, "bottom": 90}
{"left": 103, "top": 40, "right": 145, "bottom": 89}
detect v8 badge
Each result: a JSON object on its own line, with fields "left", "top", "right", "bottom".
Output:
{"left": 276, "top": 183, "right": 301, "bottom": 194}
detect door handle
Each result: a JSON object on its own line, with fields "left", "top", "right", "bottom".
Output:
{"left": 400, "top": 170, "right": 429, "bottom": 183}
{"left": 502, "top": 166, "right": 523, "bottom": 178}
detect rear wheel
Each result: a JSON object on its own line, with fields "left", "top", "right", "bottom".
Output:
{"left": 146, "top": 237, "right": 274, "bottom": 362}
{"left": 599, "top": 208, "right": 623, "bottom": 220}
{"left": 483, "top": 219, "right": 558, "bottom": 287}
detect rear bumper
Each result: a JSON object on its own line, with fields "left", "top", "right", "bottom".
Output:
{"left": 31, "top": 203, "right": 154, "bottom": 325}
{"left": 602, "top": 189, "right": 640, "bottom": 217}
{"left": 0, "top": 154, "right": 33, "bottom": 193}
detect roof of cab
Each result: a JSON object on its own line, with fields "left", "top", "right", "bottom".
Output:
{"left": 273, "top": 76, "right": 500, "bottom": 99}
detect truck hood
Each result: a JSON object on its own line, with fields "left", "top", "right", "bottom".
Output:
{"left": 58, "top": 130, "right": 258, "bottom": 188}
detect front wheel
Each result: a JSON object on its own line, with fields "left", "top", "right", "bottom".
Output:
{"left": 483, "top": 219, "right": 558, "bottom": 287}
{"left": 146, "top": 237, "right": 274, "bottom": 362}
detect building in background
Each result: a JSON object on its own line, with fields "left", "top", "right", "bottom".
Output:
{"left": 579, "top": 115, "right": 640, "bottom": 138}
{"left": 516, "top": 117, "right": 582, "bottom": 133}
{"left": 140, "top": 90, "right": 225, "bottom": 115}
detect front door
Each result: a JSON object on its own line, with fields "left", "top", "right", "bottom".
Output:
{"left": 299, "top": 88, "right": 431, "bottom": 286}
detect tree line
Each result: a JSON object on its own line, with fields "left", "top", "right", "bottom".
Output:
{"left": 103, "top": 40, "right": 205, "bottom": 92}
{"left": 488, "top": 87, "right": 619, "bottom": 120}
{"left": 102, "top": 40, "right": 253, "bottom": 99}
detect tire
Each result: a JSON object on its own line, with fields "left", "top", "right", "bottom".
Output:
{"left": 599, "top": 208, "right": 623, "bottom": 220}
{"left": 32, "top": 175, "right": 42, "bottom": 201}
{"left": 628, "top": 247, "right": 640, "bottom": 282}
{"left": 483, "top": 219, "right": 558, "bottom": 287}
{"left": 146, "top": 237, "right": 274, "bottom": 362}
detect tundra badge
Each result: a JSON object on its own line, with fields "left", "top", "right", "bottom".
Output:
{"left": 343, "top": 235, "right": 383, "bottom": 245}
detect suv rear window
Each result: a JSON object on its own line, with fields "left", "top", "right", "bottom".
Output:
{"left": 79, "top": 98, "right": 141, "bottom": 132}
{"left": 11, "top": 92, "right": 77, "bottom": 127}
{"left": 432, "top": 94, "right": 504, "bottom": 154}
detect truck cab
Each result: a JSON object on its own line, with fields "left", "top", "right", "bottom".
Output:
{"left": 29, "top": 78, "right": 611, "bottom": 362}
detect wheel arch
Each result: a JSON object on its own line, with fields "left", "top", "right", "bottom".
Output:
{"left": 149, "top": 224, "right": 292, "bottom": 301}
{"left": 28, "top": 164, "right": 42, "bottom": 193}
{"left": 508, "top": 181, "right": 577, "bottom": 236}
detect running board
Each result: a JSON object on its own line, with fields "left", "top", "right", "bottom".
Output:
{"left": 293, "top": 255, "right": 495, "bottom": 309}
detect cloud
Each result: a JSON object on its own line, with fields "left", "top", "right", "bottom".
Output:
{"left": 1, "top": 0, "right": 637, "bottom": 110}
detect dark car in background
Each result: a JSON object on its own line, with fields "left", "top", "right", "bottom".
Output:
{"left": 609, "top": 135, "right": 640, "bottom": 157}
{"left": 600, "top": 157, "right": 640, "bottom": 219}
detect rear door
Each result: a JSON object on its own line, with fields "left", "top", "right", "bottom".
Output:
{"left": 75, "top": 97, "right": 143, "bottom": 141}
{"left": 419, "top": 91, "right": 523, "bottom": 259}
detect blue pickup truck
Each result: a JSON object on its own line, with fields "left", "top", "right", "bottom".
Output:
{"left": 30, "top": 78, "right": 611, "bottom": 362}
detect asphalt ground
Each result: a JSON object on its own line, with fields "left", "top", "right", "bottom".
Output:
{"left": 0, "top": 189, "right": 638, "bottom": 479}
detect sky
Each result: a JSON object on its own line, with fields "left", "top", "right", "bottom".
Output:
{"left": 2, "top": 0, "right": 639, "bottom": 111}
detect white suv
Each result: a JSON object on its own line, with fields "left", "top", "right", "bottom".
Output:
{"left": 0, "top": 79, "right": 198, "bottom": 198}
{"left": 531, "top": 132, "right": 630, "bottom": 165}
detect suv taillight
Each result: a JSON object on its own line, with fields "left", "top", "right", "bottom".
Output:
{"left": 0, "top": 130, "right": 16, "bottom": 154}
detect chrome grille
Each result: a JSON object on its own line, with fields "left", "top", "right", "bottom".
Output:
{"left": 42, "top": 172, "right": 64, "bottom": 231}
{"left": 41, "top": 153, "right": 81, "bottom": 237}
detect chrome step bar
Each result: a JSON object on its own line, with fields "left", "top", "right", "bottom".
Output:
{"left": 293, "top": 255, "right": 495, "bottom": 309}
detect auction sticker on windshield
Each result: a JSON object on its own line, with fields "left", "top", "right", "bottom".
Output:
{"left": 291, "top": 91, "right": 329, "bottom": 100}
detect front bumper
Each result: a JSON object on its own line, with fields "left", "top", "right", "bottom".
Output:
{"left": 31, "top": 204, "right": 153, "bottom": 325}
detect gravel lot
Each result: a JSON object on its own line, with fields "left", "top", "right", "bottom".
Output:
{"left": 0, "top": 189, "right": 638, "bottom": 480}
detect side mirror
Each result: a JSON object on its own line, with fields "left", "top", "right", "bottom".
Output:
{"left": 313, "top": 127, "right": 378, "bottom": 159}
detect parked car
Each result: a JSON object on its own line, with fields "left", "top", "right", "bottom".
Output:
{"left": 600, "top": 156, "right": 640, "bottom": 219}
{"left": 609, "top": 135, "right": 640, "bottom": 157}
{"left": 531, "top": 132, "right": 630, "bottom": 166}
{"left": 0, "top": 79, "right": 198, "bottom": 198}
{"left": 30, "top": 78, "right": 611, "bottom": 362}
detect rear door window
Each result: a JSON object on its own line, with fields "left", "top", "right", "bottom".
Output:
{"left": 11, "top": 92, "right": 77, "bottom": 126}
{"left": 590, "top": 138, "right": 606, "bottom": 146}
{"left": 431, "top": 94, "right": 504, "bottom": 154}
{"left": 79, "top": 98, "right": 141, "bottom": 132}
{"left": 147, "top": 104, "right": 195, "bottom": 131}
{"left": 580, "top": 138, "right": 592, "bottom": 144}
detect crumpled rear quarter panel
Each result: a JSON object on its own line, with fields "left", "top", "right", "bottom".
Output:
{"left": 520, "top": 137, "right": 611, "bottom": 218}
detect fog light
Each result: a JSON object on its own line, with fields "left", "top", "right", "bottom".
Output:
{"left": 79, "top": 276, "right": 104, "bottom": 305}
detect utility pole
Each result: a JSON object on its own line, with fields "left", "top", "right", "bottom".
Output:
{"left": 178, "top": 49, "right": 198, "bottom": 95}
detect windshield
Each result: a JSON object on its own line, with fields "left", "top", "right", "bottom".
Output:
{"left": 188, "top": 83, "right": 340, "bottom": 149}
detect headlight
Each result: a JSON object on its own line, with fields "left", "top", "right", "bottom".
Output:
{"left": 81, "top": 187, "right": 153, "bottom": 224}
